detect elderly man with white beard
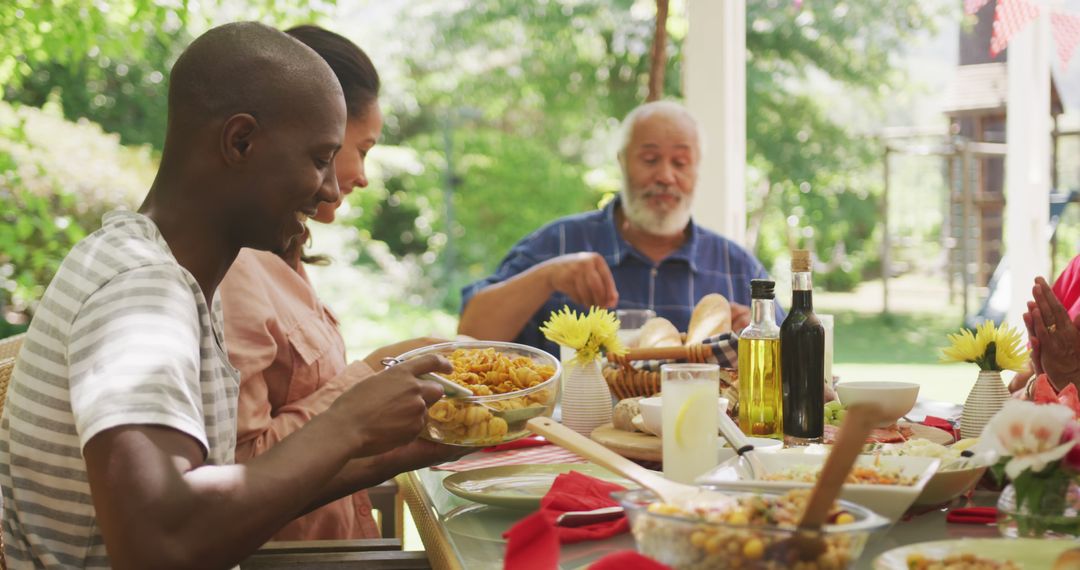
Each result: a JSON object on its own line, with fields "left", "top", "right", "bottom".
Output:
{"left": 458, "top": 101, "right": 782, "bottom": 356}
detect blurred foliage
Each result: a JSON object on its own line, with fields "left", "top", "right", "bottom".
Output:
{"left": 0, "top": 0, "right": 956, "bottom": 326}
{"left": 1, "top": 0, "right": 337, "bottom": 149}
{"left": 0, "top": 100, "right": 154, "bottom": 325}
{"left": 350, "top": 0, "right": 952, "bottom": 308}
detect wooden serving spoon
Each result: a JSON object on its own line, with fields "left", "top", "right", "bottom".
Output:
{"left": 768, "top": 402, "right": 884, "bottom": 563}
{"left": 527, "top": 417, "right": 734, "bottom": 507}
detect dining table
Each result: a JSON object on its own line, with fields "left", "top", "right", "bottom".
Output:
{"left": 396, "top": 400, "right": 1008, "bottom": 570}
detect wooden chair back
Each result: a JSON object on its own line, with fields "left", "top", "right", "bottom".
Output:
{"left": 0, "top": 356, "right": 12, "bottom": 570}
{"left": 0, "top": 357, "right": 13, "bottom": 424}
{"left": 0, "top": 334, "right": 24, "bottom": 361}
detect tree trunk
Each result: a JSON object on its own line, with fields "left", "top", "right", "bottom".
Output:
{"left": 647, "top": 0, "right": 670, "bottom": 102}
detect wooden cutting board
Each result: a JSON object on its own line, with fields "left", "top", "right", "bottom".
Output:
{"left": 903, "top": 421, "right": 955, "bottom": 445}
{"left": 589, "top": 421, "right": 952, "bottom": 463}
{"left": 589, "top": 423, "right": 662, "bottom": 462}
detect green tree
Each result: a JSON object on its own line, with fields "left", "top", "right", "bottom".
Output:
{"left": 368, "top": 0, "right": 950, "bottom": 304}
{"left": 2, "top": 0, "right": 338, "bottom": 149}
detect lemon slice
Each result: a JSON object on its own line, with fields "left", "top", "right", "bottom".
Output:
{"left": 952, "top": 437, "right": 980, "bottom": 452}
{"left": 673, "top": 395, "right": 706, "bottom": 448}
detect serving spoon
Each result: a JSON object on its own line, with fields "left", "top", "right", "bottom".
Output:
{"left": 716, "top": 410, "right": 769, "bottom": 478}
{"left": 527, "top": 417, "right": 734, "bottom": 508}
{"left": 383, "top": 358, "right": 547, "bottom": 428}
{"left": 768, "top": 402, "right": 884, "bottom": 562}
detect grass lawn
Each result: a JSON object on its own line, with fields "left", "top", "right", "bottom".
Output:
{"left": 828, "top": 310, "right": 980, "bottom": 404}
{"left": 816, "top": 276, "right": 1012, "bottom": 404}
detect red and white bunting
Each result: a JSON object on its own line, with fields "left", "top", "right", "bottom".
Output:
{"left": 965, "top": 0, "right": 991, "bottom": 16}
{"left": 1052, "top": 11, "right": 1080, "bottom": 69}
{"left": 990, "top": 0, "right": 1042, "bottom": 57}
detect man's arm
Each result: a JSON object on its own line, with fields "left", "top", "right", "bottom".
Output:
{"left": 299, "top": 439, "right": 468, "bottom": 516}
{"left": 84, "top": 356, "right": 448, "bottom": 570}
{"left": 459, "top": 252, "right": 618, "bottom": 341}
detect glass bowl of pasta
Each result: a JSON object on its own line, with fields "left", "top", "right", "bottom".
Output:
{"left": 392, "top": 341, "right": 562, "bottom": 447}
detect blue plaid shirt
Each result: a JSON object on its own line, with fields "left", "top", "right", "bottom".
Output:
{"left": 461, "top": 197, "right": 785, "bottom": 356}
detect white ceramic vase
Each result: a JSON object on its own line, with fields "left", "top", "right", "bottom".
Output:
{"left": 560, "top": 358, "right": 613, "bottom": 436}
{"left": 961, "top": 369, "right": 1010, "bottom": 439}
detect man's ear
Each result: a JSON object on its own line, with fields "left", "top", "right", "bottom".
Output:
{"left": 221, "top": 113, "right": 258, "bottom": 165}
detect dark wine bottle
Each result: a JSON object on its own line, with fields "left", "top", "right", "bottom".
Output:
{"left": 780, "top": 249, "right": 825, "bottom": 445}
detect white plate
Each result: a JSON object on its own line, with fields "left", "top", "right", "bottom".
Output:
{"left": 696, "top": 452, "right": 939, "bottom": 521}
{"left": 442, "top": 463, "right": 635, "bottom": 510}
{"left": 874, "top": 538, "right": 1077, "bottom": 569}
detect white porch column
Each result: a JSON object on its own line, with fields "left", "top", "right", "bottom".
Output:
{"left": 685, "top": 0, "right": 746, "bottom": 245}
{"left": 1005, "top": 10, "right": 1051, "bottom": 330}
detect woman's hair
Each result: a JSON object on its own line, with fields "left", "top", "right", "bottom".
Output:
{"left": 285, "top": 25, "right": 380, "bottom": 118}
{"left": 284, "top": 25, "right": 381, "bottom": 266}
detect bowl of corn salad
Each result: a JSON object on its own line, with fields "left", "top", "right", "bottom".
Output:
{"left": 614, "top": 488, "right": 888, "bottom": 570}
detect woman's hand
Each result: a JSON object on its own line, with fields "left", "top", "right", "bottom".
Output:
{"left": 1025, "top": 276, "right": 1080, "bottom": 391}
{"left": 363, "top": 336, "right": 447, "bottom": 370}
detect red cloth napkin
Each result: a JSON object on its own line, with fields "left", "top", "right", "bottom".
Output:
{"left": 946, "top": 506, "right": 997, "bottom": 524}
{"left": 503, "top": 471, "right": 643, "bottom": 570}
{"left": 921, "top": 415, "right": 959, "bottom": 440}
{"left": 484, "top": 435, "right": 550, "bottom": 452}
{"left": 1031, "top": 374, "right": 1080, "bottom": 416}
{"left": 589, "top": 550, "right": 671, "bottom": 569}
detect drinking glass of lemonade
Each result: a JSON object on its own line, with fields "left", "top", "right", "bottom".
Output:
{"left": 616, "top": 308, "right": 656, "bottom": 347}
{"left": 661, "top": 363, "right": 720, "bottom": 484}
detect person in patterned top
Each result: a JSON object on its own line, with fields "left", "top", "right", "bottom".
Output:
{"left": 0, "top": 22, "right": 455, "bottom": 569}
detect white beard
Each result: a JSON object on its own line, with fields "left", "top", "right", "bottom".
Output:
{"left": 620, "top": 185, "right": 693, "bottom": 237}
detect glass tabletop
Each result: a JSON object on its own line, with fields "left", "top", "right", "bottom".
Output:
{"left": 401, "top": 465, "right": 1003, "bottom": 570}
{"left": 403, "top": 468, "right": 636, "bottom": 570}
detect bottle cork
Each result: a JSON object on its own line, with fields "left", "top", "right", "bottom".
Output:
{"left": 791, "top": 249, "right": 812, "bottom": 273}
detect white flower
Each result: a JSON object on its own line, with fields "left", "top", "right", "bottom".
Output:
{"left": 978, "top": 400, "right": 1078, "bottom": 479}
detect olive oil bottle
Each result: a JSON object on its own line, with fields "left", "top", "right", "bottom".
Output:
{"left": 780, "top": 250, "right": 825, "bottom": 445}
{"left": 738, "top": 279, "right": 783, "bottom": 439}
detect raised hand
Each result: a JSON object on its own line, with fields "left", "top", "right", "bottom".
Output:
{"left": 542, "top": 252, "right": 619, "bottom": 309}
{"left": 329, "top": 354, "right": 450, "bottom": 457}
{"left": 1028, "top": 276, "right": 1080, "bottom": 391}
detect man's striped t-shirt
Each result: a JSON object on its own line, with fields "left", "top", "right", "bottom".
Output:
{"left": 0, "top": 210, "right": 240, "bottom": 568}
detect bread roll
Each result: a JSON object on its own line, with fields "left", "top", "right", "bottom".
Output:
{"left": 612, "top": 397, "right": 643, "bottom": 432}
{"left": 637, "top": 317, "right": 682, "bottom": 348}
{"left": 686, "top": 293, "right": 732, "bottom": 345}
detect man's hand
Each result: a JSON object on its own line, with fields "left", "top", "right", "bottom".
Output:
{"left": 540, "top": 252, "right": 619, "bottom": 309}
{"left": 379, "top": 438, "right": 471, "bottom": 473}
{"left": 1026, "top": 276, "right": 1080, "bottom": 391}
{"left": 363, "top": 336, "right": 447, "bottom": 370}
{"left": 731, "top": 302, "right": 751, "bottom": 333}
{"left": 327, "top": 355, "right": 450, "bottom": 457}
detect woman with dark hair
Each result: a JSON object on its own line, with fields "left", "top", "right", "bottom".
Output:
{"left": 219, "top": 25, "right": 442, "bottom": 541}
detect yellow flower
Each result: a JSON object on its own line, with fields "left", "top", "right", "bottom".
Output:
{"left": 992, "top": 322, "right": 1029, "bottom": 372}
{"left": 940, "top": 321, "right": 1030, "bottom": 372}
{"left": 940, "top": 328, "right": 984, "bottom": 363}
{"left": 540, "top": 306, "right": 627, "bottom": 366}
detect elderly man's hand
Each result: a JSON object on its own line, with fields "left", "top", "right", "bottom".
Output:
{"left": 542, "top": 252, "right": 619, "bottom": 309}
{"left": 731, "top": 302, "right": 751, "bottom": 332}
{"left": 1026, "top": 276, "right": 1080, "bottom": 391}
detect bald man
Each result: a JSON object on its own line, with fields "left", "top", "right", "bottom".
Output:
{"left": 0, "top": 22, "right": 453, "bottom": 569}
{"left": 459, "top": 101, "right": 782, "bottom": 355}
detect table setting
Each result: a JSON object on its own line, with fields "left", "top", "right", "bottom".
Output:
{"left": 391, "top": 286, "right": 1080, "bottom": 570}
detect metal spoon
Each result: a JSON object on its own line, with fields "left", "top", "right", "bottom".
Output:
{"left": 717, "top": 411, "right": 768, "bottom": 478}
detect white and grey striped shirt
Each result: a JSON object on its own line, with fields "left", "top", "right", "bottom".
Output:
{"left": 0, "top": 210, "right": 240, "bottom": 568}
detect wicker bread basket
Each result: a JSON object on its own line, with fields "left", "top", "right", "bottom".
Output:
{"left": 602, "top": 345, "right": 739, "bottom": 412}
